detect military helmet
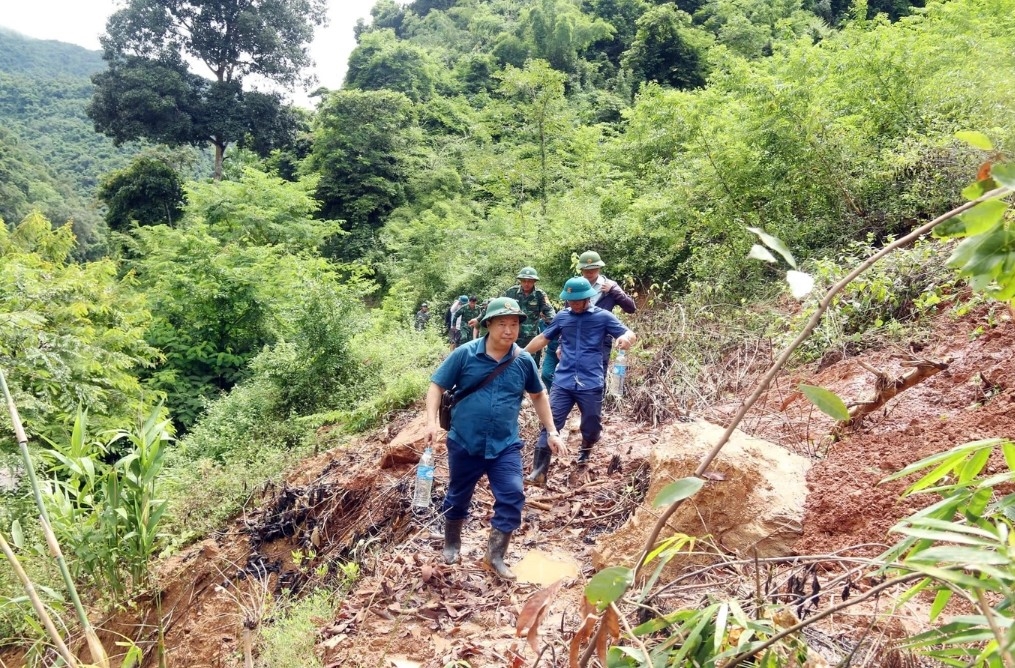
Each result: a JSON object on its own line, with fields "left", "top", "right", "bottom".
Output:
{"left": 560, "top": 277, "right": 598, "bottom": 301}
{"left": 517, "top": 266, "right": 540, "bottom": 281}
{"left": 481, "top": 297, "right": 528, "bottom": 325}
{"left": 577, "top": 250, "right": 606, "bottom": 270}
{"left": 421, "top": 302, "right": 428, "bottom": 307}
{"left": 458, "top": 295, "right": 469, "bottom": 304}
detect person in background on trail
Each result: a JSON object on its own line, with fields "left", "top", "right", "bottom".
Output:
{"left": 447, "top": 295, "right": 469, "bottom": 350}
{"left": 523, "top": 277, "right": 636, "bottom": 484}
{"left": 455, "top": 296, "right": 482, "bottom": 344}
{"left": 424, "top": 297, "right": 563, "bottom": 580}
{"left": 414, "top": 302, "right": 431, "bottom": 331}
{"left": 577, "top": 250, "right": 636, "bottom": 375}
{"left": 471, "top": 267, "right": 556, "bottom": 366}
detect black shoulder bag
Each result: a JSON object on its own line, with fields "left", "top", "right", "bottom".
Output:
{"left": 439, "top": 350, "right": 519, "bottom": 430}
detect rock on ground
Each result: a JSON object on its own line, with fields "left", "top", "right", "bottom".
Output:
{"left": 593, "top": 419, "right": 810, "bottom": 574}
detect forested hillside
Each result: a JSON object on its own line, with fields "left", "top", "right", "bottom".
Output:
{"left": 0, "top": 28, "right": 135, "bottom": 257}
{"left": 3, "top": 0, "right": 1015, "bottom": 665}
{"left": 322, "top": 0, "right": 1007, "bottom": 310}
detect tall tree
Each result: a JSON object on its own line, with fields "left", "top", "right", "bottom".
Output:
{"left": 622, "top": 5, "right": 712, "bottom": 89}
{"left": 344, "top": 29, "right": 439, "bottom": 102}
{"left": 308, "top": 89, "right": 417, "bottom": 262}
{"left": 99, "top": 155, "right": 186, "bottom": 231}
{"left": 522, "top": 0, "right": 615, "bottom": 73}
{"left": 88, "top": 0, "right": 326, "bottom": 180}
{"left": 495, "top": 60, "right": 570, "bottom": 215}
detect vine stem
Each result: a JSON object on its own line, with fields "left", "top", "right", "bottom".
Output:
{"left": 612, "top": 602, "right": 653, "bottom": 666}
{"left": 630, "top": 184, "right": 1011, "bottom": 585}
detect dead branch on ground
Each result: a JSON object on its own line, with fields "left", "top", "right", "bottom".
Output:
{"left": 840, "top": 358, "right": 949, "bottom": 429}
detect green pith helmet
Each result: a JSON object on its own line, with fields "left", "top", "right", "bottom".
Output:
{"left": 517, "top": 266, "right": 540, "bottom": 281}
{"left": 560, "top": 277, "right": 598, "bottom": 301}
{"left": 577, "top": 250, "right": 606, "bottom": 270}
{"left": 481, "top": 297, "right": 528, "bottom": 325}
{"left": 458, "top": 295, "right": 469, "bottom": 304}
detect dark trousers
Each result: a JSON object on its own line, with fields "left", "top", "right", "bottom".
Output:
{"left": 442, "top": 437, "right": 524, "bottom": 533}
{"left": 536, "top": 385, "right": 603, "bottom": 449}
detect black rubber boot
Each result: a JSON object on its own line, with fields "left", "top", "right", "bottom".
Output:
{"left": 442, "top": 518, "right": 465, "bottom": 564}
{"left": 484, "top": 529, "right": 516, "bottom": 581}
{"left": 525, "top": 447, "right": 552, "bottom": 487}
{"left": 576, "top": 440, "right": 593, "bottom": 465}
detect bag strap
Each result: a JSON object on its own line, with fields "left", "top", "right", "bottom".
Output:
{"left": 453, "top": 348, "right": 520, "bottom": 403}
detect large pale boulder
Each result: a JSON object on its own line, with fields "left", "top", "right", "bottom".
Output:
{"left": 593, "top": 419, "right": 810, "bottom": 573}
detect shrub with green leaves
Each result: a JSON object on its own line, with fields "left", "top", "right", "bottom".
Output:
{"left": 159, "top": 377, "right": 315, "bottom": 540}
{"left": 42, "top": 407, "right": 172, "bottom": 596}
{"left": 256, "top": 588, "right": 338, "bottom": 668}
{"left": 771, "top": 237, "right": 957, "bottom": 362}
{"left": 0, "top": 214, "right": 157, "bottom": 446}
{"left": 880, "top": 438, "right": 1015, "bottom": 666}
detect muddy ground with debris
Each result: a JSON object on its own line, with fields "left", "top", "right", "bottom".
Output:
{"left": 8, "top": 305, "right": 1014, "bottom": 668}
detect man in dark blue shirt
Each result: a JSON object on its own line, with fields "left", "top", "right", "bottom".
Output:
{"left": 425, "top": 297, "right": 563, "bottom": 580}
{"left": 523, "top": 277, "right": 637, "bottom": 484}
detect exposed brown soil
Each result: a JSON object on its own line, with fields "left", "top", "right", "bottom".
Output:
{"left": 3, "top": 305, "right": 1013, "bottom": 668}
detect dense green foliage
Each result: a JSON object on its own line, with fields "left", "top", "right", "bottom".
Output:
{"left": 0, "top": 214, "right": 156, "bottom": 444}
{"left": 329, "top": 0, "right": 1013, "bottom": 316}
{"left": 126, "top": 168, "right": 345, "bottom": 430}
{"left": 43, "top": 407, "right": 172, "bottom": 596}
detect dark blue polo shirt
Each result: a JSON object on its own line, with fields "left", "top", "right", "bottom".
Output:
{"left": 431, "top": 336, "right": 544, "bottom": 458}
{"left": 541, "top": 306, "right": 630, "bottom": 390}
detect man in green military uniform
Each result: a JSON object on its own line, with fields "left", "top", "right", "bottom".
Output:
{"left": 504, "top": 267, "right": 555, "bottom": 365}
{"left": 455, "top": 296, "right": 483, "bottom": 344}
{"left": 470, "top": 268, "right": 556, "bottom": 363}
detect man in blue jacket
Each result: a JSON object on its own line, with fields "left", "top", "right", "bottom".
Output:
{"left": 523, "top": 277, "right": 637, "bottom": 484}
{"left": 425, "top": 297, "right": 562, "bottom": 580}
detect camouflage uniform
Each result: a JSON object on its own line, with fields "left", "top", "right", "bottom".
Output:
{"left": 503, "top": 285, "right": 555, "bottom": 349}
{"left": 455, "top": 304, "right": 483, "bottom": 343}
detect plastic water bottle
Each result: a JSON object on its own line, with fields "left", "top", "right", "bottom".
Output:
{"left": 609, "top": 349, "right": 628, "bottom": 397}
{"left": 412, "top": 447, "right": 435, "bottom": 508}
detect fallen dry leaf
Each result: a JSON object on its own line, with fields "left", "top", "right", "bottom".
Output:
{"left": 569, "top": 599, "right": 598, "bottom": 668}
{"left": 432, "top": 635, "right": 452, "bottom": 654}
{"left": 598, "top": 604, "right": 623, "bottom": 664}
{"left": 508, "top": 642, "right": 526, "bottom": 668}
{"left": 515, "top": 578, "right": 565, "bottom": 654}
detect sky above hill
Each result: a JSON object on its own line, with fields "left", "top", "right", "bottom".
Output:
{"left": 2, "top": 0, "right": 379, "bottom": 106}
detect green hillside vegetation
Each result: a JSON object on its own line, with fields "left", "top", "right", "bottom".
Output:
{"left": 0, "top": 28, "right": 137, "bottom": 257}
{"left": 2, "top": 0, "right": 1015, "bottom": 663}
